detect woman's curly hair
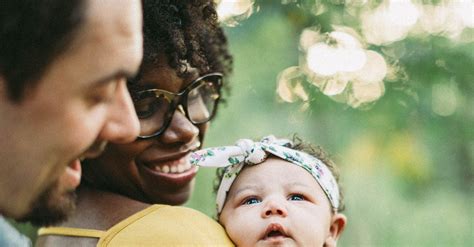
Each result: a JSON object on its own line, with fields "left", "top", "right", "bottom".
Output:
{"left": 139, "top": 0, "right": 233, "bottom": 80}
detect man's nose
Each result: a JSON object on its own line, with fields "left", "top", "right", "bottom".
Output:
{"left": 99, "top": 80, "right": 140, "bottom": 143}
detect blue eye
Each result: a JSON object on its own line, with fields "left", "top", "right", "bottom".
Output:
{"left": 289, "top": 194, "right": 305, "bottom": 201}
{"left": 243, "top": 197, "right": 261, "bottom": 205}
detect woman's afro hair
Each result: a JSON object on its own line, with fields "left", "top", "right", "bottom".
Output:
{"left": 140, "top": 0, "right": 233, "bottom": 78}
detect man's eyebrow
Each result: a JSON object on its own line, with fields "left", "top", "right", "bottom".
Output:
{"left": 91, "top": 70, "right": 136, "bottom": 87}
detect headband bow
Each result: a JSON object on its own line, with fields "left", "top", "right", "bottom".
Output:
{"left": 190, "top": 135, "right": 340, "bottom": 213}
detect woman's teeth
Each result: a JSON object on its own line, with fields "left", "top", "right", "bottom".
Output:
{"left": 151, "top": 161, "right": 192, "bottom": 174}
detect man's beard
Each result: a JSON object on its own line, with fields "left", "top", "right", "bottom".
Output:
{"left": 17, "top": 179, "right": 77, "bottom": 227}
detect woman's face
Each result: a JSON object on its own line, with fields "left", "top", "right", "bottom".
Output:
{"left": 85, "top": 58, "right": 210, "bottom": 205}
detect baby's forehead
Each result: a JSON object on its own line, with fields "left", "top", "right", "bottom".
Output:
{"left": 230, "top": 158, "right": 321, "bottom": 191}
{"left": 240, "top": 157, "right": 308, "bottom": 174}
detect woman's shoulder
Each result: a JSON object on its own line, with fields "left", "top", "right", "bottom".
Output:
{"left": 36, "top": 188, "right": 234, "bottom": 246}
{"left": 66, "top": 187, "right": 151, "bottom": 230}
{"left": 97, "top": 204, "right": 233, "bottom": 246}
{"left": 37, "top": 205, "right": 234, "bottom": 246}
{"left": 35, "top": 188, "right": 150, "bottom": 246}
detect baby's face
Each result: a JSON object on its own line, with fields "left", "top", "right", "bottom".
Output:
{"left": 219, "top": 157, "right": 343, "bottom": 247}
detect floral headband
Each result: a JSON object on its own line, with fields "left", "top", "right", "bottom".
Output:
{"left": 190, "top": 135, "right": 340, "bottom": 213}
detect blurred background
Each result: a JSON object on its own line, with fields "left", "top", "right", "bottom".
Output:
{"left": 186, "top": 0, "right": 474, "bottom": 246}
{"left": 13, "top": 0, "right": 473, "bottom": 246}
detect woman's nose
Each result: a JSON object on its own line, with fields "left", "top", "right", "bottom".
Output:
{"left": 261, "top": 198, "right": 288, "bottom": 218}
{"left": 159, "top": 107, "right": 199, "bottom": 145}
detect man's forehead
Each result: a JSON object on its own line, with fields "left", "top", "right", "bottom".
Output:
{"left": 57, "top": 0, "right": 141, "bottom": 84}
{"left": 72, "top": 0, "right": 139, "bottom": 47}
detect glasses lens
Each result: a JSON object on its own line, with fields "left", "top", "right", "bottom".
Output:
{"left": 134, "top": 91, "right": 171, "bottom": 137}
{"left": 187, "top": 77, "right": 220, "bottom": 123}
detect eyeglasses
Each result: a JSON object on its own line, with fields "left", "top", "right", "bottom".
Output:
{"left": 133, "top": 72, "right": 223, "bottom": 139}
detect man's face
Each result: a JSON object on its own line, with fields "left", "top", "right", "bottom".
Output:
{"left": 18, "top": 169, "right": 77, "bottom": 227}
{"left": 0, "top": 0, "right": 143, "bottom": 218}
{"left": 219, "top": 158, "right": 346, "bottom": 247}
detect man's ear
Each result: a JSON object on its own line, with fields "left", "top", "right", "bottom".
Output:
{"left": 324, "top": 213, "right": 347, "bottom": 247}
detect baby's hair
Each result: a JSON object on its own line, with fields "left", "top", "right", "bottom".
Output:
{"left": 213, "top": 134, "right": 345, "bottom": 214}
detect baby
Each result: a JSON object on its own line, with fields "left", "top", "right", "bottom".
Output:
{"left": 191, "top": 135, "right": 347, "bottom": 247}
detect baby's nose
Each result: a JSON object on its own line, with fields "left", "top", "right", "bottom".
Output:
{"left": 261, "top": 199, "right": 288, "bottom": 218}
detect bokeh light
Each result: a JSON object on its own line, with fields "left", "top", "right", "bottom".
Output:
{"left": 306, "top": 31, "right": 367, "bottom": 76}
{"left": 215, "top": 0, "right": 257, "bottom": 27}
{"left": 362, "top": 0, "right": 420, "bottom": 45}
{"left": 276, "top": 66, "right": 308, "bottom": 103}
{"left": 418, "top": 0, "right": 474, "bottom": 39}
{"left": 431, "top": 81, "right": 459, "bottom": 116}
{"left": 348, "top": 80, "right": 385, "bottom": 108}
{"left": 274, "top": 0, "right": 472, "bottom": 109}
{"left": 296, "top": 28, "right": 389, "bottom": 108}
{"left": 352, "top": 50, "right": 388, "bottom": 85}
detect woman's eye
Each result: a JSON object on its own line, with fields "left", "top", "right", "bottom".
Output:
{"left": 134, "top": 98, "right": 157, "bottom": 118}
{"left": 242, "top": 197, "right": 261, "bottom": 205}
{"left": 288, "top": 194, "right": 305, "bottom": 201}
{"left": 134, "top": 93, "right": 171, "bottom": 119}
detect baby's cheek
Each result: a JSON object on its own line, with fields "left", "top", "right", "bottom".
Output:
{"left": 223, "top": 215, "right": 254, "bottom": 246}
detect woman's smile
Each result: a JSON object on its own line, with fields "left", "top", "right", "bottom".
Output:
{"left": 144, "top": 156, "right": 193, "bottom": 174}
{"left": 138, "top": 153, "right": 198, "bottom": 188}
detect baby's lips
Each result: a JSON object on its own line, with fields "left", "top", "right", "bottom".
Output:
{"left": 262, "top": 222, "right": 289, "bottom": 239}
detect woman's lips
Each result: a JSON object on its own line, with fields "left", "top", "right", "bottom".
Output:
{"left": 144, "top": 155, "right": 194, "bottom": 174}
{"left": 138, "top": 154, "right": 198, "bottom": 187}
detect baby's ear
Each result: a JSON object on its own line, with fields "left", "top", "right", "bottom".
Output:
{"left": 324, "top": 213, "right": 347, "bottom": 247}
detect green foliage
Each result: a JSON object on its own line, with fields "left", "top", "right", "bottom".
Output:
{"left": 187, "top": 2, "right": 473, "bottom": 246}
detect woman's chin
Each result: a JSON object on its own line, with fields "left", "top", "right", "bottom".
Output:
{"left": 150, "top": 192, "right": 191, "bottom": 205}
{"left": 146, "top": 182, "right": 195, "bottom": 205}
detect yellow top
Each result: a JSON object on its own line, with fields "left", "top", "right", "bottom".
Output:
{"left": 38, "top": 204, "right": 234, "bottom": 246}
